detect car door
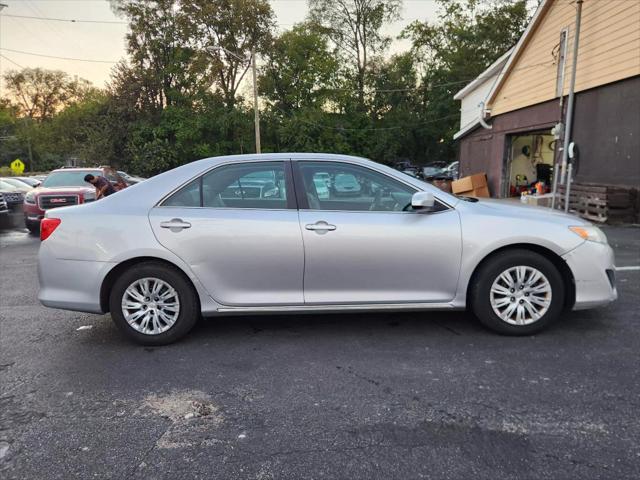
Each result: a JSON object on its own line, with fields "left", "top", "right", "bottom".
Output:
{"left": 294, "top": 161, "right": 462, "bottom": 304}
{"left": 149, "top": 160, "right": 304, "bottom": 306}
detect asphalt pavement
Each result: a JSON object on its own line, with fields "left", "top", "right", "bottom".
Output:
{"left": 1, "top": 225, "right": 639, "bottom": 479}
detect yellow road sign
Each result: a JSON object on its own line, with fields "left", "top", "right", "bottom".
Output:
{"left": 10, "top": 159, "right": 25, "bottom": 175}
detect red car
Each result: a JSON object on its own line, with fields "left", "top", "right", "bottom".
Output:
{"left": 24, "top": 167, "right": 127, "bottom": 234}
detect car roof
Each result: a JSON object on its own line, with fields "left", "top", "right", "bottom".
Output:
{"left": 50, "top": 168, "right": 103, "bottom": 173}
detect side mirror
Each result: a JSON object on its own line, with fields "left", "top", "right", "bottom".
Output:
{"left": 411, "top": 191, "right": 435, "bottom": 211}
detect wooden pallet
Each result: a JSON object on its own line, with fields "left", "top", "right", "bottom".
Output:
{"left": 556, "top": 183, "right": 636, "bottom": 224}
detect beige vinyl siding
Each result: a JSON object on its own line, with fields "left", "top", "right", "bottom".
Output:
{"left": 490, "top": 0, "right": 640, "bottom": 116}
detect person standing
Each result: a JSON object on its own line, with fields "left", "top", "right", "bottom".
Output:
{"left": 84, "top": 174, "right": 116, "bottom": 199}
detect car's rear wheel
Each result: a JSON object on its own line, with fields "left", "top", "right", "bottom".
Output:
{"left": 470, "top": 249, "right": 565, "bottom": 335}
{"left": 109, "top": 262, "right": 199, "bottom": 345}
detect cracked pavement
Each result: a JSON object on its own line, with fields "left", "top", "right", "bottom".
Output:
{"left": 1, "top": 226, "right": 639, "bottom": 479}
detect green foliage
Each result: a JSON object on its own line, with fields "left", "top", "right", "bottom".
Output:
{"left": 260, "top": 24, "right": 339, "bottom": 113}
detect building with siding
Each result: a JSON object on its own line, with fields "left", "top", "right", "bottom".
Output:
{"left": 454, "top": 0, "right": 640, "bottom": 200}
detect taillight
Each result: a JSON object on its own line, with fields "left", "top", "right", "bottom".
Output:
{"left": 41, "top": 218, "right": 61, "bottom": 241}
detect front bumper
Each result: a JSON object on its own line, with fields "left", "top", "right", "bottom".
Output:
{"left": 562, "top": 240, "right": 617, "bottom": 310}
{"left": 23, "top": 202, "right": 44, "bottom": 224}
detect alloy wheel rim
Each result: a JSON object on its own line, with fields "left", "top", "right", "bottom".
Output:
{"left": 121, "top": 277, "right": 180, "bottom": 335}
{"left": 489, "top": 266, "right": 552, "bottom": 325}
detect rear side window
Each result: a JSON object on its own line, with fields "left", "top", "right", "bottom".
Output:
{"left": 163, "top": 178, "right": 201, "bottom": 207}
{"left": 161, "top": 162, "right": 288, "bottom": 209}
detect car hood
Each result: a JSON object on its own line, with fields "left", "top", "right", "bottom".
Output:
{"left": 33, "top": 186, "right": 94, "bottom": 195}
{"left": 468, "top": 197, "right": 590, "bottom": 226}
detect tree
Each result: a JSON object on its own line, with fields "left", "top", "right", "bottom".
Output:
{"left": 401, "top": 0, "right": 530, "bottom": 162}
{"left": 179, "top": 0, "right": 275, "bottom": 109}
{"left": 2, "top": 68, "right": 96, "bottom": 120}
{"left": 259, "top": 24, "right": 339, "bottom": 113}
{"left": 308, "top": 0, "right": 401, "bottom": 106}
{"left": 111, "top": 0, "right": 211, "bottom": 112}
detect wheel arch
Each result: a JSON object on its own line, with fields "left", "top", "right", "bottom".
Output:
{"left": 466, "top": 243, "right": 576, "bottom": 311}
{"left": 100, "top": 256, "right": 201, "bottom": 313}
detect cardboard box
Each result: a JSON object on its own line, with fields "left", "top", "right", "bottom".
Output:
{"left": 467, "top": 186, "right": 490, "bottom": 198}
{"left": 451, "top": 173, "right": 489, "bottom": 196}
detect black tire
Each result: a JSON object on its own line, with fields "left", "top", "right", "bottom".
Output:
{"left": 25, "top": 220, "right": 39, "bottom": 235}
{"left": 109, "top": 262, "right": 199, "bottom": 345}
{"left": 470, "top": 249, "right": 565, "bottom": 335}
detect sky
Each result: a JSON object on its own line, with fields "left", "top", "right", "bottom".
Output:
{"left": 0, "top": 0, "right": 441, "bottom": 91}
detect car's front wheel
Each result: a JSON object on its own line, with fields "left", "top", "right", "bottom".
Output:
{"left": 25, "top": 219, "right": 39, "bottom": 235}
{"left": 109, "top": 262, "right": 199, "bottom": 345}
{"left": 470, "top": 249, "right": 565, "bottom": 335}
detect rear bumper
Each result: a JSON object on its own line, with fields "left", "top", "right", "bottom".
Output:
{"left": 562, "top": 241, "right": 617, "bottom": 310}
{"left": 38, "top": 241, "right": 113, "bottom": 314}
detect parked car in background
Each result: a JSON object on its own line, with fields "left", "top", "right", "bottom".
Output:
{"left": 38, "top": 153, "right": 616, "bottom": 345}
{"left": 23, "top": 167, "right": 128, "bottom": 234}
{"left": 13, "top": 176, "right": 42, "bottom": 188}
{"left": 117, "top": 170, "right": 146, "bottom": 186}
{"left": 422, "top": 162, "right": 449, "bottom": 180}
{"left": 333, "top": 173, "right": 361, "bottom": 196}
{"left": 0, "top": 193, "right": 8, "bottom": 215}
{"left": 443, "top": 161, "right": 460, "bottom": 180}
{"left": 0, "top": 177, "right": 33, "bottom": 193}
{"left": 312, "top": 173, "right": 331, "bottom": 199}
{"left": 0, "top": 180, "right": 25, "bottom": 208}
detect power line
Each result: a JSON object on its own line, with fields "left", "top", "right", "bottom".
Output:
{"left": 0, "top": 13, "right": 127, "bottom": 25}
{"left": 0, "top": 48, "right": 119, "bottom": 64}
{"left": 0, "top": 54, "right": 25, "bottom": 69}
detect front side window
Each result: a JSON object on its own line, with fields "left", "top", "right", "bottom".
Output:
{"left": 162, "top": 162, "right": 288, "bottom": 209}
{"left": 298, "top": 162, "right": 417, "bottom": 212}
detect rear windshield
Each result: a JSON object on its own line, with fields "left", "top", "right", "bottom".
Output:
{"left": 42, "top": 170, "right": 102, "bottom": 188}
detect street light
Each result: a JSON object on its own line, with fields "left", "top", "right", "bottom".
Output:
{"left": 206, "top": 45, "right": 261, "bottom": 154}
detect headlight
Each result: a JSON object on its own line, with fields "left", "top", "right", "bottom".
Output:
{"left": 569, "top": 225, "right": 608, "bottom": 244}
{"left": 83, "top": 192, "right": 96, "bottom": 202}
{"left": 24, "top": 191, "right": 36, "bottom": 204}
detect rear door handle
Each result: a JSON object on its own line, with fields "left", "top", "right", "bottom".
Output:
{"left": 160, "top": 218, "right": 191, "bottom": 231}
{"left": 305, "top": 221, "right": 336, "bottom": 232}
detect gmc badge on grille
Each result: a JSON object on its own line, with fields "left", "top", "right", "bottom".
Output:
{"left": 50, "top": 198, "right": 67, "bottom": 203}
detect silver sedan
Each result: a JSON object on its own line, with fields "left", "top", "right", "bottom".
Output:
{"left": 37, "top": 154, "right": 617, "bottom": 345}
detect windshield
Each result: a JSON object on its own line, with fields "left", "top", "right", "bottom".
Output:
{"left": 42, "top": 170, "right": 101, "bottom": 188}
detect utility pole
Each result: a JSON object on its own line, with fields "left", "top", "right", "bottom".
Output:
{"left": 251, "top": 49, "right": 261, "bottom": 154}
{"left": 551, "top": 0, "right": 583, "bottom": 210}
{"left": 206, "top": 45, "right": 261, "bottom": 154}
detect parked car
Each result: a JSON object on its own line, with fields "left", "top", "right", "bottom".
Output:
{"left": 23, "top": 167, "right": 127, "bottom": 234}
{"left": 332, "top": 173, "right": 361, "bottom": 196}
{"left": 0, "top": 192, "right": 8, "bottom": 215}
{"left": 117, "top": 170, "right": 146, "bottom": 186}
{"left": 0, "top": 180, "right": 25, "bottom": 208}
{"left": 422, "top": 162, "right": 449, "bottom": 179}
{"left": 13, "top": 176, "right": 42, "bottom": 188}
{"left": 0, "top": 177, "right": 33, "bottom": 193}
{"left": 37, "top": 154, "right": 617, "bottom": 346}
{"left": 312, "top": 173, "right": 331, "bottom": 199}
{"left": 443, "top": 161, "right": 460, "bottom": 180}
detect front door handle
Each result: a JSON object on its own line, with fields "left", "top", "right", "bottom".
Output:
{"left": 160, "top": 218, "right": 191, "bottom": 231}
{"left": 305, "top": 221, "right": 337, "bottom": 232}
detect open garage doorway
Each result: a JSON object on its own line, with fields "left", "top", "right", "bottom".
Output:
{"left": 505, "top": 131, "right": 556, "bottom": 197}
